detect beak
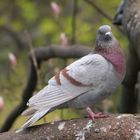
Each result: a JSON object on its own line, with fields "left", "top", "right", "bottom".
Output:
{"left": 105, "top": 32, "right": 112, "bottom": 40}
{"left": 105, "top": 32, "right": 112, "bottom": 36}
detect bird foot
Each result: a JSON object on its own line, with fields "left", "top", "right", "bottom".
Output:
{"left": 86, "top": 107, "right": 109, "bottom": 121}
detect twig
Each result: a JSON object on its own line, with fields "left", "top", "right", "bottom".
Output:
{"left": 24, "top": 30, "right": 39, "bottom": 77}
{"left": 71, "top": 0, "right": 78, "bottom": 44}
{"left": 84, "top": 0, "right": 124, "bottom": 34}
{"left": 85, "top": 0, "right": 112, "bottom": 21}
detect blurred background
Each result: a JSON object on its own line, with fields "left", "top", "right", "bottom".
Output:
{"left": 0, "top": 0, "right": 128, "bottom": 131}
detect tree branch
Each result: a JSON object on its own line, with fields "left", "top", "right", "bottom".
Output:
{"left": 120, "top": 0, "right": 140, "bottom": 113}
{"left": 0, "top": 45, "right": 91, "bottom": 132}
{"left": 0, "top": 115, "right": 140, "bottom": 140}
{"left": 0, "top": 25, "right": 26, "bottom": 50}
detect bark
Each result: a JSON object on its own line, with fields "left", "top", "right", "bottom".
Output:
{"left": 120, "top": 0, "right": 140, "bottom": 113}
{"left": 135, "top": 72, "right": 140, "bottom": 111}
{"left": 0, "top": 115, "right": 140, "bottom": 140}
{"left": 0, "top": 45, "right": 91, "bottom": 132}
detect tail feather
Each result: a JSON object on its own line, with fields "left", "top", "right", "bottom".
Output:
{"left": 22, "top": 107, "right": 37, "bottom": 116}
{"left": 16, "top": 109, "right": 50, "bottom": 133}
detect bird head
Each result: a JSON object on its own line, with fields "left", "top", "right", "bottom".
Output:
{"left": 95, "top": 25, "right": 126, "bottom": 79}
{"left": 96, "top": 25, "right": 116, "bottom": 48}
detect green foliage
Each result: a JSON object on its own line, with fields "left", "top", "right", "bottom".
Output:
{"left": 0, "top": 0, "right": 128, "bottom": 130}
{"left": 16, "top": 0, "right": 38, "bottom": 22}
{"left": 40, "top": 19, "right": 58, "bottom": 34}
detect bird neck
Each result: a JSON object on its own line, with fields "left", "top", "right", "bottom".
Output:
{"left": 94, "top": 43, "right": 126, "bottom": 80}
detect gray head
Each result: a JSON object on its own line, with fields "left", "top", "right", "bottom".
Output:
{"left": 96, "top": 25, "right": 116, "bottom": 48}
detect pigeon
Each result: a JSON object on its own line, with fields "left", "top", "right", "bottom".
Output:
{"left": 17, "top": 25, "right": 126, "bottom": 132}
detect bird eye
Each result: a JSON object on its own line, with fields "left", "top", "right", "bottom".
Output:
{"left": 99, "top": 30, "right": 105, "bottom": 35}
{"left": 98, "top": 30, "right": 105, "bottom": 35}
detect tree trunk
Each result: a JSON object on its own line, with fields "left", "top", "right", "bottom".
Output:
{"left": 120, "top": 0, "right": 140, "bottom": 113}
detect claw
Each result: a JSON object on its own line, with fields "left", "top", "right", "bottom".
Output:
{"left": 86, "top": 107, "right": 109, "bottom": 121}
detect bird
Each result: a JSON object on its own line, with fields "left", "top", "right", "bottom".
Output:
{"left": 16, "top": 25, "right": 126, "bottom": 132}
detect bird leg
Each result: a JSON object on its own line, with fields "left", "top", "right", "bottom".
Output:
{"left": 86, "top": 107, "right": 108, "bottom": 121}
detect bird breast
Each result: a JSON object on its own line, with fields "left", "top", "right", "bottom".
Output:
{"left": 67, "top": 61, "right": 121, "bottom": 109}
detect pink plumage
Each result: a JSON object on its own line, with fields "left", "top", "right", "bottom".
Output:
{"left": 17, "top": 25, "right": 126, "bottom": 132}
{"left": 95, "top": 42, "right": 125, "bottom": 78}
